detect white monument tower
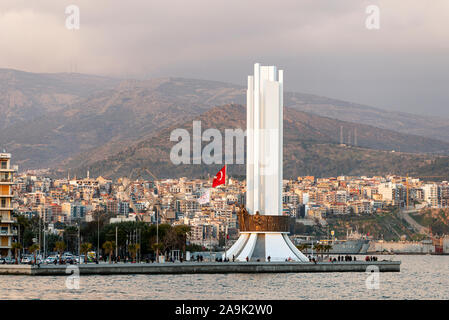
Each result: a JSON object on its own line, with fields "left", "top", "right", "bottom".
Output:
{"left": 225, "top": 63, "right": 309, "bottom": 262}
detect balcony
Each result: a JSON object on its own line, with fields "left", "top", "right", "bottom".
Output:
{"left": 0, "top": 217, "right": 16, "bottom": 223}
{"left": 0, "top": 194, "right": 12, "bottom": 198}
{"left": 0, "top": 177, "right": 13, "bottom": 184}
{"left": 0, "top": 230, "right": 17, "bottom": 236}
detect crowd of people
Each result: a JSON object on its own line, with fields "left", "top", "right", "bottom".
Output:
{"left": 153, "top": 253, "right": 380, "bottom": 263}
{"left": 365, "top": 255, "right": 378, "bottom": 261}
{"left": 304, "top": 255, "right": 381, "bottom": 263}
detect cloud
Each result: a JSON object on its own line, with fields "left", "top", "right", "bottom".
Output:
{"left": 0, "top": 0, "right": 448, "bottom": 115}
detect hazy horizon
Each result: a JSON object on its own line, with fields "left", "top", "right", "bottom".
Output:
{"left": 1, "top": 0, "right": 448, "bottom": 117}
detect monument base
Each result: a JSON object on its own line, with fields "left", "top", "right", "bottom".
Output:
{"left": 225, "top": 232, "right": 309, "bottom": 262}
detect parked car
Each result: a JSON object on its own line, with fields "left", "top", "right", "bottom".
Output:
{"left": 64, "top": 256, "right": 75, "bottom": 264}
{"left": 21, "top": 256, "right": 33, "bottom": 264}
{"left": 44, "top": 256, "right": 57, "bottom": 264}
{"left": 3, "top": 257, "right": 15, "bottom": 264}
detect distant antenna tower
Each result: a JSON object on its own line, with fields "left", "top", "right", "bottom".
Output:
{"left": 354, "top": 127, "right": 358, "bottom": 146}
{"left": 340, "top": 126, "right": 343, "bottom": 145}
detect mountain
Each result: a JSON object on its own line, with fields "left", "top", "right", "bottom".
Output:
{"left": 57, "top": 104, "right": 449, "bottom": 180}
{"left": 2, "top": 70, "right": 449, "bottom": 170}
{"left": 0, "top": 68, "right": 120, "bottom": 130}
{"left": 0, "top": 77, "right": 246, "bottom": 169}
{"left": 287, "top": 92, "right": 449, "bottom": 144}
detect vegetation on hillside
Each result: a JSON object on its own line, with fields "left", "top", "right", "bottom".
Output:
{"left": 412, "top": 209, "right": 449, "bottom": 236}
{"left": 62, "top": 104, "right": 449, "bottom": 180}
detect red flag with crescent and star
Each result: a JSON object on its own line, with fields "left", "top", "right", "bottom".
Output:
{"left": 212, "top": 165, "right": 226, "bottom": 188}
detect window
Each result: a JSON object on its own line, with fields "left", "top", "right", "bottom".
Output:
{"left": 0, "top": 173, "right": 10, "bottom": 182}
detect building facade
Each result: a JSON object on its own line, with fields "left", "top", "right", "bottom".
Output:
{"left": 0, "top": 153, "right": 16, "bottom": 257}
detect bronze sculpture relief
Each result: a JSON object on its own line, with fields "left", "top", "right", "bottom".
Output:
{"left": 237, "top": 205, "right": 289, "bottom": 232}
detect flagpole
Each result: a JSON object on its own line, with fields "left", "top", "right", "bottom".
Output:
{"left": 224, "top": 165, "right": 227, "bottom": 261}
{"left": 209, "top": 164, "right": 227, "bottom": 262}
{"left": 224, "top": 225, "right": 227, "bottom": 261}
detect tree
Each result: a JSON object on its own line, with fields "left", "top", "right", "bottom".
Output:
{"left": 163, "top": 228, "right": 179, "bottom": 254}
{"left": 29, "top": 244, "right": 40, "bottom": 265}
{"left": 128, "top": 243, "right": 140, "bottom": 263}
{"left": 54, "top": 241, "right": 66, "bottom": 264}
{"left": 46, "top": 234, "right": 61, "bottom": 255}
{"left": 174, "top": 225, "right": 191, "bottom": 255}
{"left": 63, "top": 225, "right": 78, "bottom": 253}
{"left": 15, "top": 214, "right": 30, "bottom": 247}
{"left": 11, "top": 242, "right": 22, "bottom": 265}
{"left": 296, "top": 243, "right": 310, "bottom": 253}
{"left": 151, "top": 242, "right": 163, "bottom": 261}
{"left": 313, "top": 243, "right": 323, "bottom": 258}
{"left": 102, "top": 241, "right": 116, "bottom": 264}
{"left": 80, "top": 242, "right": 92, "bottom": 264}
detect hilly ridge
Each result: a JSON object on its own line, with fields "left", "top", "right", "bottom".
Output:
{"left": 57, "top": 104, "right": 449, "bottom": 180}
{"left": 0, "top": 69, "right": 120, "bottom": 130}
{"left": 2, "top": 69, "right": 449, "bottom": 173}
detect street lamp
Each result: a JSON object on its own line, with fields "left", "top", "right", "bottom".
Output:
{"left": 78, "top": 219, "right": 81, "bottom": 261}
{"left": 96, "top": 210, "right": 106, "bottom": 263}
{"left": 97, "top": 213, "right": 100, "bottom": 262}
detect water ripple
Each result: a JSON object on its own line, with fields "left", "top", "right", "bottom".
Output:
{"left": 0, "top": 256, "right": 448, "bottom": 299}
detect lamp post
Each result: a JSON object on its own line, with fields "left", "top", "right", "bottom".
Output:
{"left": 43, "top": 229, "right": 46, "bottom": 261}
{"left": 78, "top": 220, "right": 81, "bottom": 261}
{"left": 224, "top": 225, "right": 228, "bottom": 261}
{"left": 155, "top": 201, "right": 160, "bottom": 263}
{"left": 311, "top": 240, "right": 314, "bottom": 259}
{"left": 97, "top": 213, "right": 100, "bottom": 262}
{"left": 96, "top": 210, "right": 105, "bottom": 263}
{"left": 115, "top": 226, "right": 118, "bottom": 262}
{"left": 138, "top": 228, "right": 141, "bottom": 263}
{"left": 209, "top": 226, "right": 212, "bottom": 262}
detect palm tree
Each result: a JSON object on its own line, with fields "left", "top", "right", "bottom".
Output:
{"left": 128, "top": 243, "right": 140, "bottom": 263}
{"left": 54, "top": 241, "right": 66, "bottom": 264}
{"left": 296, "top": 243, "right": 311, "bottom": 253}
{"left": 11, "top": 242, "right": 22, "bottom": 265}
{"left": 152, "top": 242, "right": 163, "bottom": 262}
{"left": 313, "top": 243, "right": 323, "bottom": 259}
{"left": 80, "top": 242, "right": 92, "bottom": 264}
{"left": 28, "top": 244, "right": 40, "bottom": 265}
{"left": 102, "top": 241, "right": 115, "bottom": 264}
{"left": 324, "top": 244, "right": 333, "bottom": 255}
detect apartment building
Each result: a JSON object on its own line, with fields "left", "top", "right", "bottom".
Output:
{"left": 0, "top": 153, "right": 16, "bottom": 257}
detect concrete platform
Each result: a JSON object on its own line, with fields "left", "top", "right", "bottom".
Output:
{"left": 0, "top": 261, "right": 400, "bottom": 276}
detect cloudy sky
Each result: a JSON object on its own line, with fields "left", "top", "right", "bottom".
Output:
{"left": 1, "top": 0, "right": 448, "bottom": 116}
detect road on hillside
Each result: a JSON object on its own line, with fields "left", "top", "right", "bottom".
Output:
{"left": 399, "top": 204, "right": 429, "bottom": 234}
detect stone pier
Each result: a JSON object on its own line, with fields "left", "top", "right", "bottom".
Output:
{"left": 0, "top": 261, "right": 400, "bottom": 276}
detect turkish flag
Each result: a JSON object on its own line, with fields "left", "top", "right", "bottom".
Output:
{"left": 212, "top": 165, "right": 226, "bottom": 188}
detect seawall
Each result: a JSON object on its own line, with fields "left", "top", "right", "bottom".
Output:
{"left": 0, "top": 261, "right": 400, "bottom": 276}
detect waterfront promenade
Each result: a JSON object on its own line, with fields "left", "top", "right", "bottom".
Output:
{"left": 0, "top": 261, "right": 400, "bottom": 275}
